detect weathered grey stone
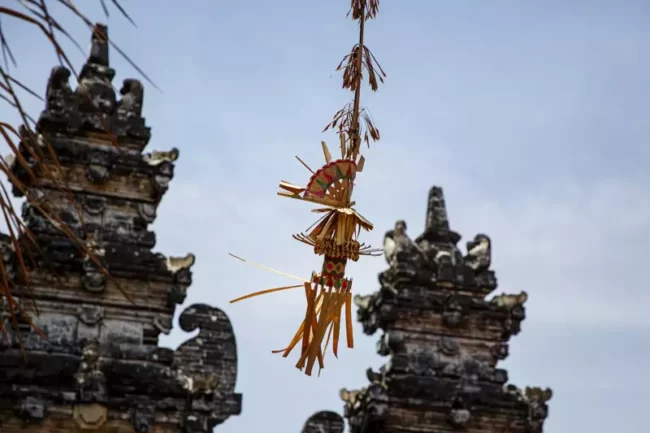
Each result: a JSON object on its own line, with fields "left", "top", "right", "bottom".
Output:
{"left": 301, "top": 411, "right": 344, "bottom": 433}
{"left": 0, "top": 23, "right": 241, "bottom": 433}
{"left": 340, "top": 186, "right": 552, "bottom": 433}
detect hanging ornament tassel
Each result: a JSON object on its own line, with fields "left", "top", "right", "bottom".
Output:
{"left": 228, "top": 0, "right": 385, "bottom": 376}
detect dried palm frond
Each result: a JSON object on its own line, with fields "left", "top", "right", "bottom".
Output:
{"left": 323, "top": 103, "right": 380, "bottom": 150}
{"left": 349, "top": 0, "right": 380, "bottom": 21}
{"left": 326, "top": 0, "right": 385, "bottom": 160}
{"left": 336, "top": 44, "right": 386, "bottom": 92}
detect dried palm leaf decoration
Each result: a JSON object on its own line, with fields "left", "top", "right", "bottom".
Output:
{"left": 229, "top": 0, "right": 385, "bottom": 377}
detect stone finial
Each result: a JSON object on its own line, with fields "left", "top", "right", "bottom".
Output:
{"left": 34, "top": 22, "right": 151, "bottom": 142}
{"left": 77, "top": 22, "right": 116, "bottom": 117}
{"left": 88, "top": 24, "right": 109, "bottom": 67}
{"left": 416, "top": 186, "right": 461, "bottom": 247}
{"left": 424, "top": 186, "right": 450, "bottom": 234}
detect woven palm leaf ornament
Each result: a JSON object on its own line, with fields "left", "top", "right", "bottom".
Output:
{"left": 229, "top": 0, "right": 385, "bottom": 377}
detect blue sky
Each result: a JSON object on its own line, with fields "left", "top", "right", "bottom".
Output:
{"left": 5, "top": 1, "right": 650, "bottom": 432}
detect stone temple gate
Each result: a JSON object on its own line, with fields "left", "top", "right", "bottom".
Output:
{"left": 0, "top": 24, "right": 551, "bottom": 433}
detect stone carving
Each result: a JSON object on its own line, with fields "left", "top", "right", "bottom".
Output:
{"left": 338, "top": 186, "right": 551, "bottom": 433}
{"left": 44, "top": 66, "right": 76, "bottom": 124}
{"left": 10, "top": 128, "right": 39, "bottom": 185}
{"left": 143, "top": 148, "right": 180, "bottom": 166}
{"left": 416, "top": 187, "right": 461, "bottom": 253}
{"left": 81, "top": 237, "right": 107, "bottom": 293}
{"left": 131, "top": 401, "right": 157, "bottom": 433}
{"left": 525, "top": 387, "right": 553, "bottom": 433}
{"left": 112, "top": 75, "right": 151, "bottom": 142}
{"left": 448, "top": 397, "right": 471, "bottom": 428}
{"left": 490, "top": 342, "right": 510, "bottom": 361}
{"left": 152, "top": 161, "right": 174, "bottom": 199}
{"left": 25, "top": 185, "right": 46, "bottom": 202}
{"left": 340, "top": 388, "right": 361, "bottom": 407}
{"left": 16, "top": 396, "right": 47, "bottom": 423}
{"left": 491, "top": 291, "right": 528, "bottom": 309}
{"left": 81, "top": 195, "right": 107, "bottom": 216}
{"left": 425, "top": 186, "right": 451, "bottom": 235}
{"left": 464, "top": 233, "right": 491, "bottom": 272}
{"left": 153, "top": 315, "right": 173, "bottom": 335}
{"left": 164, "top": 254, "right": 195, "bottom": 305}
{"left": 366, "top": 367, "right": 383, "bottom": 383}
{"left": 21, "top": 203, "right": 53, "bottom": 234}
{"left": 85, "top": 152, "right": 112, "bottom": 184}
{"left": 354, "top": 292, "right": 381, "bottom": 335}
{"left": 167, "top": 283, "right": 189, "bottom": 307}
{"left": 342, "top": 383, "right": 390, "bottom": 433}
{"left": 35, "top": 24, "right": 151, "bottom": 142}
{"left": 442, "top": 295, "right": 464, "bottom": 328}
{"left": 405, "top": 350, "right": 440, "bottom": 376}
{"left": 0, "top": 296, "right": 33, "bottom": 345}
{"left": 490, "top": 291, "right": 528, "bottom": 338}
{"left": 73, "top": 403, "right": 108, "bottom": 430}
{"left": 4, "top": 153, "right": 15, "bottom": 172}
{"left": 174, "top": 304, "right": 238, "bottom": 396}
{"left": 525, "top": 387, "right": 553, "bottom": 402}
{"left": 46, "top": 66, "right": 72, "bottom": 101}
{"left": 117, "top": 79, "right": 144, "bottom": 118}
{"left": 137, "top": 202, "right": 157, "bottom": 224}
{"left": 354, "top": 293, "right": 373, "bottom": 310}
{"left": 301, "top": 411, "right": 345, "bottom": 433}
{"left": 76, "top": 25, "right": 116, "bottom": 118}
{"left": 0, "top": 23, "right": 240, "bottom": 433}
{"left": 434, "top": 248, "right": 456, "bottom": 267}
{"left": 505, "top": 384, "right": 526, "bottom": 401}
{"left": 182, "top": 412, "right": 230, "bottom": 433}
{"left": 383, "top": 220, "right": 425, "bottom": 267}
{"left": 387, "top": 223, "right": 476, "bottom": 291}
{"left": 165, "top": 253, "right": 196, "bottom": 274}
{"left": 75, "top": 340, "right": 107, "bottom": 403}
{"left": 76, "top": 305, "right": 104, "bottom": 326}
{"left": 461, "top": 357, "right": 499, "bottom": 383}
{"left": 438, "top": 336, "right": 461, "bottom": 356}
{"left": 376, "top": 330, "right": 404, "bottom": 356}
{"left": 87, "top": 24, "right": 109, "bottom": 66}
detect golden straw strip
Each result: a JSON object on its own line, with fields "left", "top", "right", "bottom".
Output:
{"left": 321, "top": 291, "right": 345, "bottom": 359}
{"left": 229, "top": 253, "right": 309, "bottom": 282}
{"left": 229, "top": 284, "right": 303, "bottom": 303}
{"left": 316, "top": 212, "right": 337, "bottom": 241}
{"left": 295, "top": 155, "right": 315, "bottom": 174}
{"left": 319, "top": 322, "right": 335, "bottom": 377}
{"left": 305, "top": 211, "right": 331, "bottom": 233}
{"left": 333, "top": 303, "right": 342, "bottom": 358}
{"left": 297, "top": 296, "right": 323, "bottom": 370}
{"left": 273, "top": 291, "right": 325, "bottom": 356}
{"left": 302, "top": 282, "right": 316, "bottom": 354}
{"left": 297, "top": 287, "right": 324, "bottom": 371}
{"left": 323, "top": 324, "right": 334, "bottom": 356}
{"left": 315, "top": 293, "right": 338, "bottom": 371}
{"left": 345, "top": 292, "right": 354, "bottom": 348}
{"left": 303, "top": 290, "right": 333, "bottom": 375}
{"left": 322, "top": 141, "right": 332, "bottom": 163}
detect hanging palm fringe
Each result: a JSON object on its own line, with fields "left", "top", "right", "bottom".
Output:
{"left": 229, "top": 0, "right": 385, "bottom": 377}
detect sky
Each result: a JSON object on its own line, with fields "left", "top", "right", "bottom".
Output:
{"left": 4, "top": 1, "right": 650, "bottom": 432}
